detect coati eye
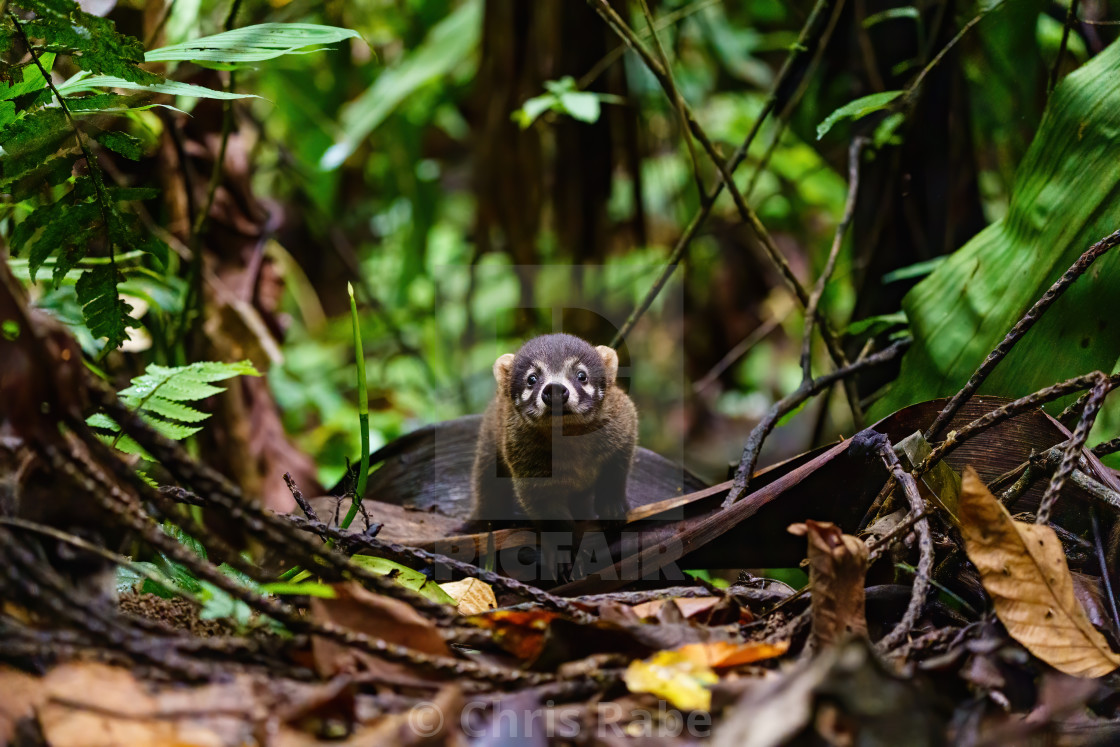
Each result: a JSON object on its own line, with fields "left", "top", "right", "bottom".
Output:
{"left": 527, "top": 374, "right": 538, "bottom": 386}
{"left": 576, "top": 371, "right": 587, "bottom": 382}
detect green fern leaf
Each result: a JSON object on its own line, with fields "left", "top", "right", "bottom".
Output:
{"left": 86, "top": 360, "right": 260, "bottom": 459}
{"left": 139, "top": 397, "right": 208, "bottom": 424}
{"left": 21, "top": 200, "right": 100, "bottom": 283}
{"left": 145, "top": 419, "right": 204, "bottom": 441}
{"left": 75, "top": 264, "right": 138, "bottom": 348}
{"left": 5, "top": 154, "right": 75, "bottom": 201}
{"left": 19, "top": 0, "right": 159, "bottom": 85}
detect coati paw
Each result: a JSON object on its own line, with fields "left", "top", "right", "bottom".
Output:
{"left": 594, "top": 499, "right": 629, "bottom": 525}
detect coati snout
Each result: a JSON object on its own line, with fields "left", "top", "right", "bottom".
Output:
{"left": 495, "top": 333, "right": 615, "bottom": 425}
{"left": 469, "top": 333, "right": 638, "bottom": 528}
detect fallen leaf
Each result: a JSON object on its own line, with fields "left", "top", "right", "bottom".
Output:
{"left": 958, "top": 466, "right": 1120, "bottom": 677}
{"left": 309, "top": 582, "right": 452, "bottom": 681}
{"left": 624, "top": 649, "right": 718, "bottom": 712}
{"left": 440, "top": 577, "right": 497, "bottom": 614}
{"left": 714, "top": 638, "right": 936, "bottom": 747}
{"left": 676, "top": 640, "right": 790, "bottom": 669}
{"left": 630, "top": 596, "right": 738, "bottom": 622}
{"left": 0, "top": 666, "right": 44, "bottom": 744}
{"left": 2, "top": 662, "right": 352, "bottom": 747}
{"left": 788, "top": 520, "right": 869, "bottom": 648}
{"left": 466, "top": 608, "right": 561, "bottom": 661}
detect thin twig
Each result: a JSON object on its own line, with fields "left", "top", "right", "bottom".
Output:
{"left": 724, "top": 338, "right": 910, "bottom": 507}
{"left": 607, "top": 0, "right": 839, "bottom": 348}
{"left": 916, "top": 371, "right": 1107, "bottom": 476}
{"left": 1090, "top": 507, "right": 1120, "bottom": 636}
{"left": 282, "top": 515, "right": 596, "bottom": 625}
{"left": 1047, "top": 0, "right": 1082, "bottom": 94}
{"left": 283, "top": 472, "right": 319, "bottom": 523}
{"left": 875, "top": 440, "right": 933, "bottom": 651}
{"left": 1057, "top": 371, "right": 1120, "bottom": 423}
{"left": 925, "top": 228, "right": 1120, "bottom": 440}
{"left": 1037, "top": 374, "right": 1111, "bottom": 524}
{"left": 178, "top": 0, "right": 244, "bottom": 343}
{"left": 577, "top": 0, "right": 720, "bottom": 90}
{"left": 637, "top": 0, "right": 704, "bottom": 197}
{"left": 800, "top": 137, "right": 866, "bottom": 381}
{"left": 693, "top": 313, "right": 786, "bottom": 393}
{"left": 906, "top": 0, "right": 1006, "bottom": 97}
{"left": 866, "top": 508, "right": 933, "bottom": 563}
{"left": 1095, "top": 436, "right": 1120, "bottom": 458}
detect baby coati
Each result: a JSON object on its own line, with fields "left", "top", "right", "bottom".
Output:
{"left": 469, "top": 334, "right": 638, "bottom": 529}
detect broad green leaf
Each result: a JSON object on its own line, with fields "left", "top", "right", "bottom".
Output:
{"left": 321, "top": 0, "right": 481, "bottom": 170}
{"left": 261, "top": 581, "right": 338, "bottom": 598}
{"left": 558, "top": 91, "right": 601, "bottom": 123}
{"left": 56, "top": 73, "right": 258, "bottom": 100}
{"left": 845, "top": 311, "right": 909, "bottom": 338}
{"left": 349, "top": 555, "right": 457, "bottom": 605}
{"left": 967, "top": 0, "right": 1047, "bottom": 206}
{"left": 872, "top": 38, "right": 1120, "bottom": 424}
{"left": 816, "top": 90, "right": 904, "bottom": 139}
{"left": 145, "top": 23, "right": 360, "bottom": 64}
{"left": 513, "top": 94, "right": 554, "bottom": 129}
{"left": 881, "top": 257, "right": 946, "bottom": 284}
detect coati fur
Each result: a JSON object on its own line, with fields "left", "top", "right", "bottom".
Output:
{"left": 469, "top": 334, "right": 638, "bottom": 529}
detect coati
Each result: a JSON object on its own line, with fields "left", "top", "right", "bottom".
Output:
{"left": 469, "top": 334, "right": 638, "bottom": 529}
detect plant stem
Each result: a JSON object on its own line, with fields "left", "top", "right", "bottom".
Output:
{"left": 340, "top": 282, "right": 370, "bottom": 532}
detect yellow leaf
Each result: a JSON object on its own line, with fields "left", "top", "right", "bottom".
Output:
{"left": 439, "top": 577, "right": 497, "bottom": 615}
{"left": 958, "top": 466, "right": 1120, "bottom": 678}
{"left": 623, "top": 650, "right": 718, "bottom": 712}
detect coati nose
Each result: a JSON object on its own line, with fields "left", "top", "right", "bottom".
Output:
{"left": 542, "top": 384, "right": 569, "bottom": 408}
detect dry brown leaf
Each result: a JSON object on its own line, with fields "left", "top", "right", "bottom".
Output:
{"left": 440, "top": 577, "right": 497, "bottom": 614}
{"left": 309, "top": 582, "right": 452, "bottom": 681}
{"left": 465, "top": 608, "right": 562, "bottom": 661}
{"left": 631, "top": 596, "right": 721, "bottom": 620}
{"left": 788, "top": 520, "right": 868, "bottom": 648}
{"left": 3, "top": 662, "right": 350, "bottom": 747}
{"left": 958, "top": 466, "right": 1120, "bottom": 678}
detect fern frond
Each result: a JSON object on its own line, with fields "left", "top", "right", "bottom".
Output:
{"left": 75, "top": 265, "right": 138, "bottom": 349}
{"left": 87, "top": 360, "right": 261, "bottom": 459}
{"left": 18, "top": 0, "right": 158, "bottom": 84}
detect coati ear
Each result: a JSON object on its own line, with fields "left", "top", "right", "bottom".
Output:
{"left": 596, "top": 345, "right": 619, "bottom": 384}
{"left": 493, "top": 354, "right": 515, "bottom": 387}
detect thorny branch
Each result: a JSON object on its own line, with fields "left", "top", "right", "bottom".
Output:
{"left": 1037, "top": 374, "right": 1112, "bottom": 524}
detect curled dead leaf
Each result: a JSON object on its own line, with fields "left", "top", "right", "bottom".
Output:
{"left": 958, "top": 466, "right": 1120, "bottom": 678}
{"left": 788, "top": 520, "right": 869, "bottom": 648}
{"left": 308, "top": 582, "right": 451, "bottom": 681}
{"left": 440, "top": 577, "right": 497, "bottom": 614}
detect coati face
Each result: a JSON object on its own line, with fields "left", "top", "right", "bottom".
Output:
{"left": 493, "top": 334, "right": 619, "bottom": 425}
